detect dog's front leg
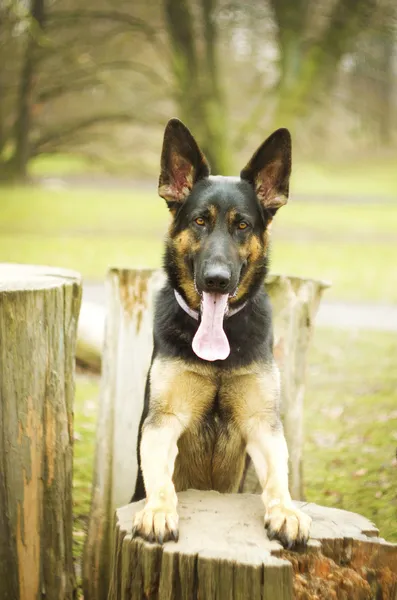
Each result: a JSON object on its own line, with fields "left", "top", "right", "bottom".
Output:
{"left": 246, "top": 422, "right": 311, "bottom": 547}
{"left": 228, "top": 364, "right": 311, "bottom": 548}
{"left": 132, "top": 414, "right": 183, "bottom": 543}
{"left": 132, "top": 357, "right": 216, "bottom": 543}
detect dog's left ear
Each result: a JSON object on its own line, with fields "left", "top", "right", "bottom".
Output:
{"left": 158, "top": 118, "right": 210, "bottom": 212}
{"left": 240, "top": 128, "right": 291, "bottom": 212}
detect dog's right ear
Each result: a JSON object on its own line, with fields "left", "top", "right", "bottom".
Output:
{"left": 158, "top": 119, "right": 210, "bottom": 213}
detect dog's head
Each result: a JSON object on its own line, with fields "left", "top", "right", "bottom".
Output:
{"left": 159, "top": 118, "right": 291, "bottom": 312}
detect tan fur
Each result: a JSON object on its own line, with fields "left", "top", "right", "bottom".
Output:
{"left": 149, "top": 357, "right": 217, "bottom": 424}
{"left": 220, "top": 361, "right": 281, "bottom": 431}
{"left": 227, "top": 208, "right": 238, "bottom": 227}
{"left": 170, "top": 230, "right": 201, "bottom": 308}
{"left": 135, "top": 356, "right": 311, "bottom": 543}
{"left": 232, "top": 233, "right": 265, "bottom": 304}
{"left": 141, "top": 358, "right": 283, "bottom": 497}
{"left": 207, "top": 204, "right": 218, "bottom": 224}
{"left": 175, "top": 417, "right": 246, "bottom": 493}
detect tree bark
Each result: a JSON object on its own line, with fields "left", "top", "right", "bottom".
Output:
{"left": 83, "top": 268, "right": 328, "bottom": 600}
{"left": 108, "top": 490, "right": 397, "bottom": 600}
{"left": 83, "top": 269, "right": 162, "bottom": 600}
{"left": 164, "top": 0, "right": 229, "bottom": 174}
{"left": 11, "top": 0, "right": 45, "bottom": 180}
{"left": 0, "top": 263, "right": 82, "bottom": 600}
{"left": 255, "top": 0, "right": 378, "bottom": 135}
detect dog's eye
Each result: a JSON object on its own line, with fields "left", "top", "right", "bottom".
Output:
{"left": 195, "top": 217, "right": 205, "bottom": 226}
{"left": 238, "top": 221, "right": 248, "bottom": 230}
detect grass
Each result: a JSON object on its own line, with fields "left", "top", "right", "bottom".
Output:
{"left": 27, "top": 153, "right": 397, "bottom": 197}
{"left": 0, "top": 184, "right": 396, "bottom": 301}
{"left": 29, "top": 154, "right": 97, "bottom": 176}
{"left": 73, "top": 374, "right": 99, "bottom": 564}
{"left": 72, "top": 327, "right": 397, "bottom": 583}
{"left": 304, "top": 328, "right": 397, "bottom": 542}
{"left": 291, "top": 158, "right": 397, "bottom": 197}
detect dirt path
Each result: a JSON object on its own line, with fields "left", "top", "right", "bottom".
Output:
{"left": 83, "top": 283, "right": 397, "bottom": 332}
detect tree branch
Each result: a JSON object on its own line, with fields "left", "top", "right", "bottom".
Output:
{"left": 47, "top": 10, "right": 157, "bottom": 41}
{"left": 38, "top": 60, "right": 168, "bottom": 102}
{"left": 31, "top": 113, "right": 138, "bottom": 154}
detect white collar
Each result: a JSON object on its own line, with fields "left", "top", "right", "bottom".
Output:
{"left": 174, "top": 289, "right": 247, "bottom": 321}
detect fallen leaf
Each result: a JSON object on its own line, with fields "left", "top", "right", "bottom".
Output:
{"left": 354, "top": 468, "right": 368, "bottom": 477}
{"left": 312, "top": 432, "right": 338, "bottom": 448}
{"left": 321, "top": 406, "right": 344, "bottom": 419}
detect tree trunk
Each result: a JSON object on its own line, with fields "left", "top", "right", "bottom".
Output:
{"left": 378, "top": 26, "right": 394, "bottom": 144}
{"left": 108, "top": 490, "right": 397, "bottom": 600}
{"left": 83, "top": 269, "right": 162, "bottom": 600}
{"left": 163, "top": 0, "right": 229, "bottom": 174}
{"left": 83, "top": 268, "right": 328, "bottom": 600}
{"left": 0, "top": 263, "right": 82, "bottom": 600}
{"left": 11, "top": 0, "right": 45, "bottom": 180}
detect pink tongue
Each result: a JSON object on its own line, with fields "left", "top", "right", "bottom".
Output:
{"left": 192, "top": 292, "right": 230, "bottom": 361}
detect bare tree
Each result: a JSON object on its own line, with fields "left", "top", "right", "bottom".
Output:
{"left": 164, "top": 0, "right": 229, "bottom": 173}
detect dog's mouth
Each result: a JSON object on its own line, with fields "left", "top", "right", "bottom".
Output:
{"left": 191, "top": 274, "right": 238, "bottom": 362}
{"left": 192, "top": 291, "right": 230, "bottom": 362}
{"left": 190, "top": 263, "right": 246, "bottom": 362}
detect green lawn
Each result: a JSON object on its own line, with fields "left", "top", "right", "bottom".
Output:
{"left": 28, "top": 153, "right": 397, "bottom": 197}
{"left": 291, "top": 158, "right": 397, "bottom": 197}
{"left": 0, "top": 184, "right": 396, "bottom": 301}
{"left": 73, "top": 374, "right": 99, "bottom": 564}
{"left": 72, "top": 327, "right": 397, "bottom": 582}
{"left": 304, "top": 328, "right": 397, "bottom": 542}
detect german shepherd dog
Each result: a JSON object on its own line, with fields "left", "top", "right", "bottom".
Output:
{"left": 131, "top": 119, "right": 311, "bottom": 549}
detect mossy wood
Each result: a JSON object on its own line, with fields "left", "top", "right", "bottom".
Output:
{"left": 108, "top": 490, "right": 397, "bottom": 600}
{"left": 83, "top": 268, "right": 328, "bottom": 600}
{"left": 0, "top": 264, "right": 82, "bottom": 600}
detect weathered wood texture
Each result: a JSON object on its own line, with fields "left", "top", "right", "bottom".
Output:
{"left": 83, "top": 268, "right": 328, "bottom": 600}
{"left": 0, "top": 263, "right": 82, "bottom": 600}
{"left": 108, "top": 490, "right": 397, "bottom": 600}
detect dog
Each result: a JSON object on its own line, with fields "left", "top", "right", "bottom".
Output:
{"left": 131, "top": 118, "right": 311, "bottom": 548}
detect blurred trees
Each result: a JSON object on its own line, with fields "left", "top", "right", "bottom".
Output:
{"left": 0, "top": 0, "right": 396, "bottom": 181}
{"left": 164, "top": 0, "right": 228, "bottom": 173}
{"left": 0, "top": 0, "right": 167, "bottom": 180}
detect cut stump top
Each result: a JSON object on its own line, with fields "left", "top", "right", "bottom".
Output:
{"left": 116, "top": 490, "right": 385, "bottom": 561}
{"left": 111, "top": 491, "right": 397, "bottom": 600}
{"left": 0, "top": 263, "right": 81, "bottom": 292}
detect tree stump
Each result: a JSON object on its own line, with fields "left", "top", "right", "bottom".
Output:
{"left": 0, "top": 263, "right": 82, "bottom": 600}
{"left": 108, "top": 490, "right": 397, "bottom": 600}
{"left": 83, "top": 268, "right": 328, "bottom": 600}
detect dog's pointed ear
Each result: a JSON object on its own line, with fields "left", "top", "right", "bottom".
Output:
{"left": 158, "top": 118, "right": 210, "bottom": 212}
{"left": 240, "top": 128, "right": 291, "bottom": 212}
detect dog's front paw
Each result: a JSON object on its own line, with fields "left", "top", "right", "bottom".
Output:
{"left": 265, "top": 501, "right": 311, "bottom": 549}
{"left": 132, "top": 483, "right": 179, "bottom": 544}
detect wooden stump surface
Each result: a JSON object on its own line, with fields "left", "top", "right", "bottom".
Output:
{"left": 109, "top": 491, "right": 397, "bottom": 600}
{"left": 0, "top": 263, "right": 82, "bottom": 600}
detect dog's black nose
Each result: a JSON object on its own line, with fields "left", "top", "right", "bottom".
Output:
{"left": 204, "top": 265, "right": 231, "bottom": 293}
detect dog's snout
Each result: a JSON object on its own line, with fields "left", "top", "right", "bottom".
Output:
{"left": 203, "top": 265, "right": 231, "bottom": 292}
